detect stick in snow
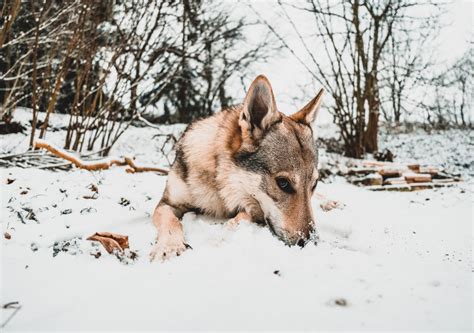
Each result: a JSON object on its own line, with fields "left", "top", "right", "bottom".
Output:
{"left": 34, "top": 139, "right": 168, "bottom": 174}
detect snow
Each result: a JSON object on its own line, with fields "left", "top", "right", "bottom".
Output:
{"left": 379, "top": 127, "right": 474, "bottom": 179}
{"left": 1, "top": 111, "right": 473, "bottom": 331}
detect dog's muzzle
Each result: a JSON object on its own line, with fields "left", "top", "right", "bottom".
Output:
{"left": 265, "top": 218, "right": 318, "bottom": 247}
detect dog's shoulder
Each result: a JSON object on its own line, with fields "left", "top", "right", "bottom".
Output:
{"left": 179, "top": 106, "right": 241, "bottom": 153}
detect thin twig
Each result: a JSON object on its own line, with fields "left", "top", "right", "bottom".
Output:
{"left": 1, "top": 302, "right": 22, "bottom": 329}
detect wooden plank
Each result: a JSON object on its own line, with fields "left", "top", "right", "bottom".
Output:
{"left": 366, "top": 181, "right": 459, "bottom": 192}
{"left": 403, "top": 173, "right": 432, "bottom": 183}
{"left": 432, "top": 178, "right": 456, "bottom": 183}
{"left": 366, "top": 184, "right": 412, "bottom": 192}
{"left": 433, "top": 172, "right": 454, "bottom": 179}
{"left": 430, "top": 181, "right": 459, "bottom": 188}
{"left": 407, "top": 164, "right": 420, "bottom": 172}
{"left": 378, "top": 168, "right": 402, "bottom": 178}
{"left": 384, "top": 177, "right": 407, "bottom": 185}
{"left": 419, "top": 166, "right": 440, "bottom": 175}
{"left": 347, "top": 167, "right": 378, "bottom": 175}
{"left": 362, "top": 160, "right": 395, "bottom": 167}
{"left": 352, "top": 173, "right": 383, "bottom": 186}
{"left": 409, "top": 182, "right": 435, "bottom": 190}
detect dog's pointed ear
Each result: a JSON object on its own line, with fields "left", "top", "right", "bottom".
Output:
{"left": 290, "top": 88, "right": 324, "bottom": 125}
{"left": 239, "top": 75, "right": 281, "bottom": 139}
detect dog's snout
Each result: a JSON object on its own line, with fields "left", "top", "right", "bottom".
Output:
{"left": 265, "top": 215, "right": 316, "bottom": 247}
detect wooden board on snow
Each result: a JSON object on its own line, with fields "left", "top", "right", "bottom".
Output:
{"left": 403, "top": 173, "right": 432, "bottom": 183}
{"left": 366, "top": 181, "right": 459, "bottom": 192}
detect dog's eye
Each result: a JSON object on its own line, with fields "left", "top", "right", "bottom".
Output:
{"left": 311, "top": 180, "right": 318, "bottom": 192}
{"left": 276, "top": 177, "right": 294, "bottom": 194}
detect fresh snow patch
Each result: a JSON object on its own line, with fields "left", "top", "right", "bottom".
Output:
{"left": 1, "top": 110, "right": 472, "bottom": 330}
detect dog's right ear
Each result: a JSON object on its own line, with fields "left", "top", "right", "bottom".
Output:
{"left": 239, "top": 75, "right": 281, "bottom": 143}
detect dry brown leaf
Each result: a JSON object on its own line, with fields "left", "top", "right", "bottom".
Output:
{"left": 87, "top": 232, "right": 129, "bottom": 254}
{"left": 96, "top": 232, "right": 129, "bottom": 249}
{"left": 88, "top": 236, "right": 121, "bottom": 254}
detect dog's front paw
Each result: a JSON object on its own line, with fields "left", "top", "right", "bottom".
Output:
{"left": 149, "top": 237, "right": 191, "bottom": 262}
{"left": 227, "top": 211, "right": 252, "bottom": 230}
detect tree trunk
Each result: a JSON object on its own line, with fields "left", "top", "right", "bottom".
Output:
{"left": 394, "top": 90, "right": 402, "bottom": 123}
{"left": 177, "top": 0, "right": 188, "bottom": 123}
{"left": 364, "top": 72, "right": 380, "bottom": 153}
{"left": 29, "top": 8, "right": 43, "bottom": 148}
{"left": 365, "top": 109, "right": 379, "bottom": 153}
{"left": 459, "top": 79, "right": 466, "bottom": 126}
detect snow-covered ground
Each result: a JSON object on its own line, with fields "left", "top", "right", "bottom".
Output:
{"left": 379, "top": 126, "right": 474, "bottom": 179}
{"left": 1, "top": 110, "right": 473, "bottom": 331}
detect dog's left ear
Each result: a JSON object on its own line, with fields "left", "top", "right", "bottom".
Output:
{"left": 290, "top": 88, "right": 324, "bottom": 125}
{"left": 240, "top": 75, "right": 281, "bottom": 141}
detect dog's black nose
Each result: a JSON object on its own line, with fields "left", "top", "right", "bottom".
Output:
{"left": 297, "top": 238, "right": 306, "bottom": 247}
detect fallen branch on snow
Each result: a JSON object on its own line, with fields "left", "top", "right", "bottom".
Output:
{"left": 122, "top": 157, "right": 164, "bottom": 174}
{"left": 34, "top": 139, "right": 168, "bottom": 174}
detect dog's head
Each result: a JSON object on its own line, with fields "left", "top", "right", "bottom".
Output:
{"left": 235, "top": 75, "right": 323, "bottom": 246}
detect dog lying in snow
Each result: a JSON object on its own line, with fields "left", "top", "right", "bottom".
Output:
{"left": 150, "top": 75, "right": 325, "bottom": 261}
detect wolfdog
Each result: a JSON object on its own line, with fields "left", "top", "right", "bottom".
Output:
{"left": 150, "top": 75, "right": 324, "bottom": 261}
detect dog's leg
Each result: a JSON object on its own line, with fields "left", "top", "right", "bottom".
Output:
{"left": 149, "top": 202, "right": 189, "bottom": 262}
{"left": 227, "top": 211, "right": 252, "bottom": 230}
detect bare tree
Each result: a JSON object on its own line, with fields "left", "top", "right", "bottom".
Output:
{"left": 1, "top": 0, "right": 90, "bottom": 145}
{"left": 2, "top": 0, "right": 278, "bottom": 156}
{"left": 260, "top": 0, "right": 442, "bottom": 157}
{"left": 421, "top": 45, "right": 473, "bottom": 128}
{"left": 64, "top": 0, "right": 180, "bottom": 154}
{"left": 1, "top": 0, "right": 180, "bottom": 154}
{"left": 380, "top": 7, "right": 440, "bottom": 123}
{"left": 145, "top": 0, "right": 275, "bottom": 123}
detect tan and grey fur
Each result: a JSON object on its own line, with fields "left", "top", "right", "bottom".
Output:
{"left": 150, "top": 75, "right": 324, "bottom": 261}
